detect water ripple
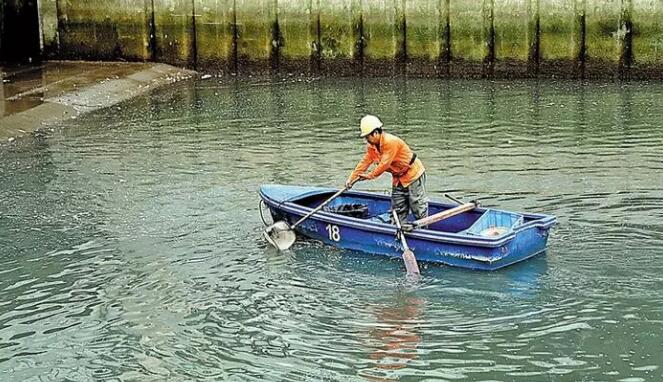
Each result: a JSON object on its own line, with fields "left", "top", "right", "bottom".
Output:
{"left": 1, "top": 78, "right": 663, "bottom": 381}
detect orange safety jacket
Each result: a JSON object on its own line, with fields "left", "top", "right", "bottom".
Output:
{"left": 348, "top": 132, "right": 425, "bottom": 187}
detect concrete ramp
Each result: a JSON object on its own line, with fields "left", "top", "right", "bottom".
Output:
{"left": 0, "top": 61, "right": 195, "bottom": 143}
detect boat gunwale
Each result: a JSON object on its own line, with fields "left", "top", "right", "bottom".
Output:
{"left": 259, "top": 186, "right": 556, "bottom": 249}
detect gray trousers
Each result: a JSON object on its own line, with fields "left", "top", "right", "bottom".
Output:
{"left": 391, "top": 172, "right": 428, "bottom": 224}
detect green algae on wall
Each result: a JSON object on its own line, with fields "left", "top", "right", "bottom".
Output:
{"left": 39, "top": 0, "right": 59, "bottom": 56}
{"left": 585, "top": 0, "right": 622, "bottom": 74}
{"left": 235, "top": 0, "right": 275, "bottom": 72}
{"left": 153, "top": 0, "right": 195, "bottom": 67}
{"left": 493, "top": 0, "right": 533, "bottom": 68}
{"left": 449, "top": 0, "right": 487, "bottom": 71}
{"left": 58, "top": 0, "right": 151, "bottom": 61}
{"left": 16, "top": 0, "right": 663, "bottom": 78}
{"left": 278, "top": 0, "right": 314, "bottom": 72}
{"left": 319, "top": 0, "right": 359, "bottom": 74}
{"left": 405, "top": 0, "right": 444, "bottom": 72}
{"left": 363, "top": 0, "right": 398, "bottom": 73}
{"left": 539, "top": 0, "right": 578, "bottom": 62}
{"left": 195, "top": 0, "right": 235, "bottom": 72}
{"left": 632, "top": 0, "right": 663, "bottom": 66}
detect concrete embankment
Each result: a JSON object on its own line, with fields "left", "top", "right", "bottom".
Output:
{"left": 1, "top": 0, "right": 658, "bottom": 78}
{"left": 0, "top": 61, "right": 194, "bottom": 143}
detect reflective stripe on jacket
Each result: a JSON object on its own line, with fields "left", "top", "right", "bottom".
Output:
{"left": 348, "top": 132, "right": 425, "bottom": 187}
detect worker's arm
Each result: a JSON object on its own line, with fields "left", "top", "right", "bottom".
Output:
{"left": 347, "top": 150, "right": 375, "bottom": 187}
{"left": 364, "top": 143, "right": 397, "bottom": 180}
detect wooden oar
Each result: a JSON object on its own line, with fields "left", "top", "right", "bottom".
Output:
{"left": 391, "top": 210, "right": 420, "bottom": 276}
{"left": 412, "top": 201, "right": 478, "bottom": 228}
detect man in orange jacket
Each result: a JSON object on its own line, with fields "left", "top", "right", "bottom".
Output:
{"left": 346, "top": 115, "right": 428, "bottom": 224}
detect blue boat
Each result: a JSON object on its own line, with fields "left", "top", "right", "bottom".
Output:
{"left": 259, "top": 184, "right": 556, "bottom": 271}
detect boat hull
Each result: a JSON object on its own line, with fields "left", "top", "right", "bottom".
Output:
{"left": 259, "top": 185, "right": 555, "bottom": 271}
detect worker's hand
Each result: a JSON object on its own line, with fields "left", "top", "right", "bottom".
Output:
{"left": 345, "top": 179, "right": 356, "bottom": 189}
{"left": 357, "top": 173, "right": 374, "bottom": 180}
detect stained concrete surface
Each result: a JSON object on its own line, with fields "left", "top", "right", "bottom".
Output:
{"left": 0, "top": 61, "right": 194, "bottom": 143}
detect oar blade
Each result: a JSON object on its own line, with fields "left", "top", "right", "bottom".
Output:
{"left": 264, "top": 221, "right": 296, "bottom": 250}
{"left": 402, "top": 249, "right": 420, "bottom": 276}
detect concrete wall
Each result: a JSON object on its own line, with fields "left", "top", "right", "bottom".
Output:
{"left": 7, "top": 0, "right": 663, "bottom": 78}
{"left": 39, "top": 0, "right": 59, "bottom": 56}
{"left": 54, "top": 0, "right": 152, "bottom": 61}
{"left": 195, "top": 0, "right": 235, "bottom": 72}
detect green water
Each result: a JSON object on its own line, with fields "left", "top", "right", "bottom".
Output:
{"left": 1, "top": 78, "right": 663, "bottom": 381}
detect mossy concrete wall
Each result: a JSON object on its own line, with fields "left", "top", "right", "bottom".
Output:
{"left": 235, "top": 0, "right": 276, "bottom": 71}
{"left": 319, "top": 0, "right": 362, "bottom": 75}
{"left": 9, "top": 0, "right": 663, "bottom": 78}
{"left": 195, "top": 0, "right": 235, "bottom": 72}
{"left": 405, "top": 0, "right": 444, "bottom": 76}
{"left": 39, "top": 0, "right": 59, "bottom": 57}
{"left": 153, "top": 0, "right": 195, "bottom": 67}
{"left": 55, "top": 0, "right": 152, "bottom": 61}
{"left": 278, "top": 0, "right": 314, "bottom": 73}
{"left": 538, "top": 0, "right": 579, "bottom": 75}
{"left": 632, "top": 0, "right": 663, "bottom": 75}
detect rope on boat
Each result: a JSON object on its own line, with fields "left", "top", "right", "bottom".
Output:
{"left": 259, "top": 199, "right": 271, "bottom": 227}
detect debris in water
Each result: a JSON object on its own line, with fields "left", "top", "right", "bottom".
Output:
{"left": 201, "top": 74, "right": 212, "bottom": 80}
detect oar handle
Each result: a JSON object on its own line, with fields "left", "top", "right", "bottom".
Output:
{"left": 290, "top": 180, "right": 358, "bottom": 229}
{"left": 412, "top": 202, "right": 477, "bottom": 227}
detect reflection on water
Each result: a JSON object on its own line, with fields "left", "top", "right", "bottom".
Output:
{"left": 361, "top": 289, "right": 424, "bottom": 381}
{"left": 0, "top": 65, "right": 45, "bottom": 116}
{"left": 0, "top": 62, "right": 159, "bottom": 117}
{"left": 1, "top": 77, "right": 663, "bottom": 381}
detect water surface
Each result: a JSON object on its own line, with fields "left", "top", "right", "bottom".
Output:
{"left": 1, "top": 77, "right": 662, "bottom": 381}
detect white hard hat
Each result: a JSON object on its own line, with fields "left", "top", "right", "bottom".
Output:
{"left": 359, "top": 115, "right": 383, "bottom": 137}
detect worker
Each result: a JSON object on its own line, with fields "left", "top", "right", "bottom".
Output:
{"left": 346, "top": 115, "right": 428, "bottom": 224}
